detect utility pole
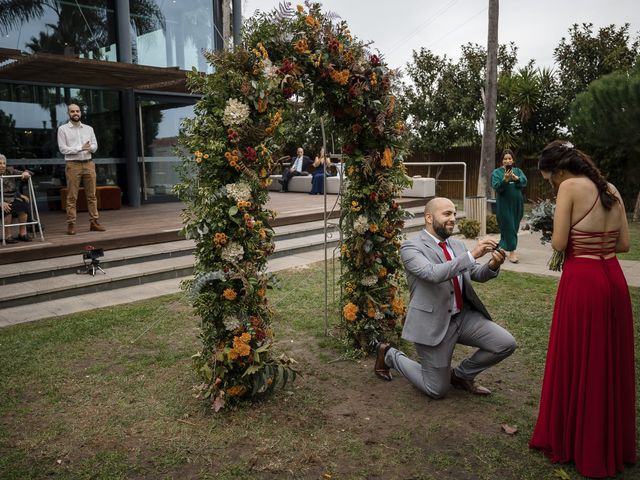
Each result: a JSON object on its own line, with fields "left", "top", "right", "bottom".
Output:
{"left": 477, "top": 0, "right": 498, "bottom": 236}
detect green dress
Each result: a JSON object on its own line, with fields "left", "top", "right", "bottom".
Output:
{"left": 491, "top": 166, "right": 527, "bottom": 251}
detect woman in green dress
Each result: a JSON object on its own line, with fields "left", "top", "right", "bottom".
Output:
{"left": 491, "top": 149, "right": 527, "bottom": 263}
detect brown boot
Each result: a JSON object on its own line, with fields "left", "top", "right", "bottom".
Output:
{"left": 89, "top": 220, "right": 106, "bottom": 232}
{"left": 67, "top": 223, "right": 76, "bottom": 235}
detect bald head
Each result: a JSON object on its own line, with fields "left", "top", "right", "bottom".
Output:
{"left": 423, "top": 197, "right": 457, "bottom": 240}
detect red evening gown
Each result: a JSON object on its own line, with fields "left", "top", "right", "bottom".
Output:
{"left": 529, "top": 198, "right": 636, "bottom": 478}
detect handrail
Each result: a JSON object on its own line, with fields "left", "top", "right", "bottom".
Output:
{"left": 404, "top": 161, "right": 467, "bottom": 206}
{"left": 1, "top": 174, "right": 45, "bottom": 246}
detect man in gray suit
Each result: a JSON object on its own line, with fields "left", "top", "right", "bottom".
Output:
{"left": 375, "top": 197, "right": 516, "bottom": 398}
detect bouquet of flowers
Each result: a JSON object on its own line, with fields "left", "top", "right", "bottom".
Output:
{"left": 522, "top": 199, "right": 565, "bottom": 271}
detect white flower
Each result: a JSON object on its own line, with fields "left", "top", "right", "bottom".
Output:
{"left": 262, "top": 58, "right": 278, "bottom": 79}
{"left": 374, "top": 311, "right": 385, "bottom": 320}
{"left": 222, "top": 98, "right": 250, "bottom": 127}
{"left": 360, "top": 275, "right": 378, "bottom": 287}
{"left": 353, "top": 215, "right": 369, "bottom": 234}
{"left": 379, "top": 204, "right": 389, "bottom": 218}
{"left": 226, "top": 182, "right": 252, "bottom": 202}
{"left": 223, "top": 315, "right": 241, "bottom": 331}
{"left": 221, "top": 242, "right": 244, "bottom": 262}
{"left": 561, "top": 141, "right": 574, "bottom": 149}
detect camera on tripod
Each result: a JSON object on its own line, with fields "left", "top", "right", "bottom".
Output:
{"left": 78, "top": 245, "right": 106, "bottom": 276}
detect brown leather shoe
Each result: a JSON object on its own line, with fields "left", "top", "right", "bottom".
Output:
{"left": 450, "top": 370, "right": 491, "bottom": 396}
{"left": 67, "top": 223, "right": 76, "bottom": 235}
{"left": 374, "top": 343, "right": 392, "bottom": 381}
{"left": 89, "top": 220, "right": 106, "bottom": 232}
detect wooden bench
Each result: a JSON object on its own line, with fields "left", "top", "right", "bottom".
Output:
{"left": 60, "top": 186, "right": 122, "bottom": 211}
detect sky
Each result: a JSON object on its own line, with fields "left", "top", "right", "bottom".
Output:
{"left": 241, "top": 0, "right": 639, "bottom": 72}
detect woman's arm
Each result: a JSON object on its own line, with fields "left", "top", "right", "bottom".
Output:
{"left": 514, "top": 168, "right": 527, "bottom": 188}
{"left": 491, "top": 168, "right": 507, "bottom": 193}
{"left": 551, "top": 181, "right": 573, "bottom": 252}
{"left": 611, "top": 186, "right": 630, "bottom": 253}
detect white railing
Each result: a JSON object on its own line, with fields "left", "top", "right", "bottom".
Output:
{"left": 1, "top": 175, "right": 45, "bottom": 246}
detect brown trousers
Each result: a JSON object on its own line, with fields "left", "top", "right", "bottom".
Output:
{"left": 65, "top": 160, "right": 98, "bottom": 224}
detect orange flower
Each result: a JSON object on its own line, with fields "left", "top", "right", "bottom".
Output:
{"left": 257, "top": 287, "right": 266, "bottom": 297}
{"left": 369, "top": 223, "right": 379, "bottom": 233}
{"left": 391, "top": 297, "right": 405, "bottom": 314}
{"left": 347, "top": 166, "right": 355, "bottom": 176}
{"left": 227, "top": 349, "right": 238, "bottom": 360}
{"left": 387, "top": 95, "right": 396, "bottom": 114}
{"left": 351, "top": 123, "right": 362, "bottom": 135}
{"left": 305, "top": 15, "right": 320, "bottom": 29}
{"left": 223, "top": 288, "right": 237, "bottom": 301}
{"left": 370, "top": 71, "right": 378, "bottom": 86}
{"left": 330, "top": 68, "right": 350, "bottom": 86}
{"left": 381, "top": 147, "right": 393, "bottom": 168}
{"left": 226, "top": 385, "right": 247, "bottom": 397}
{"left": 343, "top": 302, "right": 358, "bottom": 322}
{"left": 294, "top": 38, "right": 309, "bottom": 54}
{"left": 214, "top": 232, "right": 228, "bottom": 246}
{"left": 378, "top": 267, "right": 388, "bottom": 278}
{"left": 257, "top": 98, "right": 268, "bottom": 113}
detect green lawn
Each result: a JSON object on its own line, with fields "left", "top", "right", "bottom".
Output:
{"left": 0, "top": 265, "right": 639, "bottom": 479}
{"left": 619, "top": 220, "right": 640, "bottom": 261}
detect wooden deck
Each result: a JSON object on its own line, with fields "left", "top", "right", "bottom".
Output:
{"left": 0, "top": 192, "right": 424, "bottom": 264}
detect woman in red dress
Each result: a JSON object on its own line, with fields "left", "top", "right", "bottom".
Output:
{"left": 529, "top": 140, "right": 636, "bottom": 478}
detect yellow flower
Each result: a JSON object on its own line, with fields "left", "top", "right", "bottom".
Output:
{"left": 214, "top": 232, "right": 228, "bottom": 246}
{"left": 370, "top": 72, "right": 377, "bottom": 86}
{"left": 223, "top": 288, "right": 237, "bottom": 301}
{"left": 343, "top": 302, "right": 358, "bottom": 322}
{"left": 381, "top": 147, "right": 393, "bottom": 168}
{"left": 297, "top": 4, "right": 304, "bottom": 13}
{"left": 347, "top": 166, "right": 355, "bottom": 176}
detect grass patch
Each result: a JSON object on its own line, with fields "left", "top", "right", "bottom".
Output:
{"left": 0, "top": 263, "right": 639, "bottom": 479}
{"left": 618, "top": 219, "right": 640, "bottom": 261}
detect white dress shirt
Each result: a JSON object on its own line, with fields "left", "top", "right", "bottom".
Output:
{"left": 57, "top": 121, "right": 98, "bottom": 161}
{"left": 292, "top": 156, "right": 303, "bottom": 172}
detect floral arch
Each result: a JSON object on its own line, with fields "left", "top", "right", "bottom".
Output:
{"left": 176, "top": 2, "right": 410, "bottom": 411}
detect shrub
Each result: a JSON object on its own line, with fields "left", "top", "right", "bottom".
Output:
{"left": 486, "top": 214, "right": 499, "bottom": 234}
{"left": 457, "top": 218, "right": 480, "bottom": 239}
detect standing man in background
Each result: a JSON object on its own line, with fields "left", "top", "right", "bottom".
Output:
{"left": 57, "top": 103, "right": 106, "bottom": 235}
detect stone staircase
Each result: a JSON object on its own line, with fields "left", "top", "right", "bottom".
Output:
{"left": 0, "top": 206, "right": 433, "bottom": 326}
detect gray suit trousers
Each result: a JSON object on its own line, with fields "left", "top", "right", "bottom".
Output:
{"left": 385, "top": 307, "right": 516, "bottom": 399}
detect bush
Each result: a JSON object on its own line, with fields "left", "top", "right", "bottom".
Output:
{"left": 486, "top": 214, "right": 499, "bottom": 234}
{"left": 457, "top": 218, "right": 480, "bottom": 239}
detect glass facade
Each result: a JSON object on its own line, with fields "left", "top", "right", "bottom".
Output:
{"left": 0, "top": 83, "right": 124, "bottom": 211}
{"left": 0, "top": 1, "right": 118, "bottom": 61}
{"left": 137, "top": 95, "right": 195, "bottom": 202}
{"left": 0, "top": 1, "right": 219, "bottom": 208}
{"left": 132, "top": 0, "right": 215, "bottom": 73}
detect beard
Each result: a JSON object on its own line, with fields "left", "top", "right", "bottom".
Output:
{"left": 433, "top": 219, "right": 452, "bottom": 239}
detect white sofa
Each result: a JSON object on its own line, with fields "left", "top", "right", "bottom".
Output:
{"left": 267, "top": 174, "right": 435, "bottom": 198}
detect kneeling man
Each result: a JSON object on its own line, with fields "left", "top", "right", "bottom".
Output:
{"left": 375, "top": 197, "right": 516, "bottom": 398}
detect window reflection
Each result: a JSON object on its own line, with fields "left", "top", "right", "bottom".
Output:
{"left": 131, "top": 0, "right": 213, "bottom": 72}
{"left": 0, "top": 83, "right": 123, "bottom": 211}
{"left": 137, "top": 96, "right": 194, "bottom": 202}
{"left": 0, "top": 1, "right": 117, "bottom": 61}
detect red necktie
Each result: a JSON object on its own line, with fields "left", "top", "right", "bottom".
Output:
{"left": 438, "top": 241, "right": 463, "bottom": 310}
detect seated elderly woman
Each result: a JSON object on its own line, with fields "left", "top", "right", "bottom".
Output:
{"left": 1, "top": 154, "right": 32, "bottom": 244}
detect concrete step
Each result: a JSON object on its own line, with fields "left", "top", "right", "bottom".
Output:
{"left": 0, "top": 208, "right": 429, "bottom": 310}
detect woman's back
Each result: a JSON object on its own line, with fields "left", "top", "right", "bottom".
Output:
{"left": 567, "top": 177, "right": 625, "bottom": 259}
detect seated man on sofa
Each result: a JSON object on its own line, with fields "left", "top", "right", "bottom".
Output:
{"left": 279, "top": 147, "right": 312, "bottom": 192}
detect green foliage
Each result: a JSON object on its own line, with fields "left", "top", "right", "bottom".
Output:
{"left": 403, "top": 42, "right": 518, "bottom": 153}
{"left": 569, "top": 67, "right": 640, "bottom": 207}
{"left": 486, "top": 214, "right": 499, "bottom": 234}
{"left": 457, "top": 218, "right": 480, "bottom": 239}
{"left": 554, "top": 23, "right": 639, "bottom": 115}
{"left": 176, "top": 2, "right": 410, "bottom": 409}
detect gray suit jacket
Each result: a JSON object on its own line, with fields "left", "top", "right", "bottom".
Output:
{"left": 400, "top": 230, "right": 499, "bottom": 346}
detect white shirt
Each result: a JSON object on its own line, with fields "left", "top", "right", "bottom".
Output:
{"left": 425, "top": 230, "right": 473, "bottom": 315}
{"left": 292, "top": 156, "right": 303, "bottom": 172}
{"left": 57, "top": 121, "right": 98, "bottom": 161}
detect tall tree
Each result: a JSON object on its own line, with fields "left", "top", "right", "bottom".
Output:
{"left": 478, "top": 0, "right": 499, "bottom": 203}
{"left": 554, "top": 23, "right": 639, "bottom": 116}
{"left": 569, "top": 66, "right": 640, "bottom": 221}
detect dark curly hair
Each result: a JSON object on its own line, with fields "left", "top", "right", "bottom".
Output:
{"left": 538, "top": 140, "right": 617, "bottom": 210}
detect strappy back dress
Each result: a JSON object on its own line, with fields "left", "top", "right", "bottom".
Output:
{"left": 529, "top": 195, "right": 636, "bottom": 478}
